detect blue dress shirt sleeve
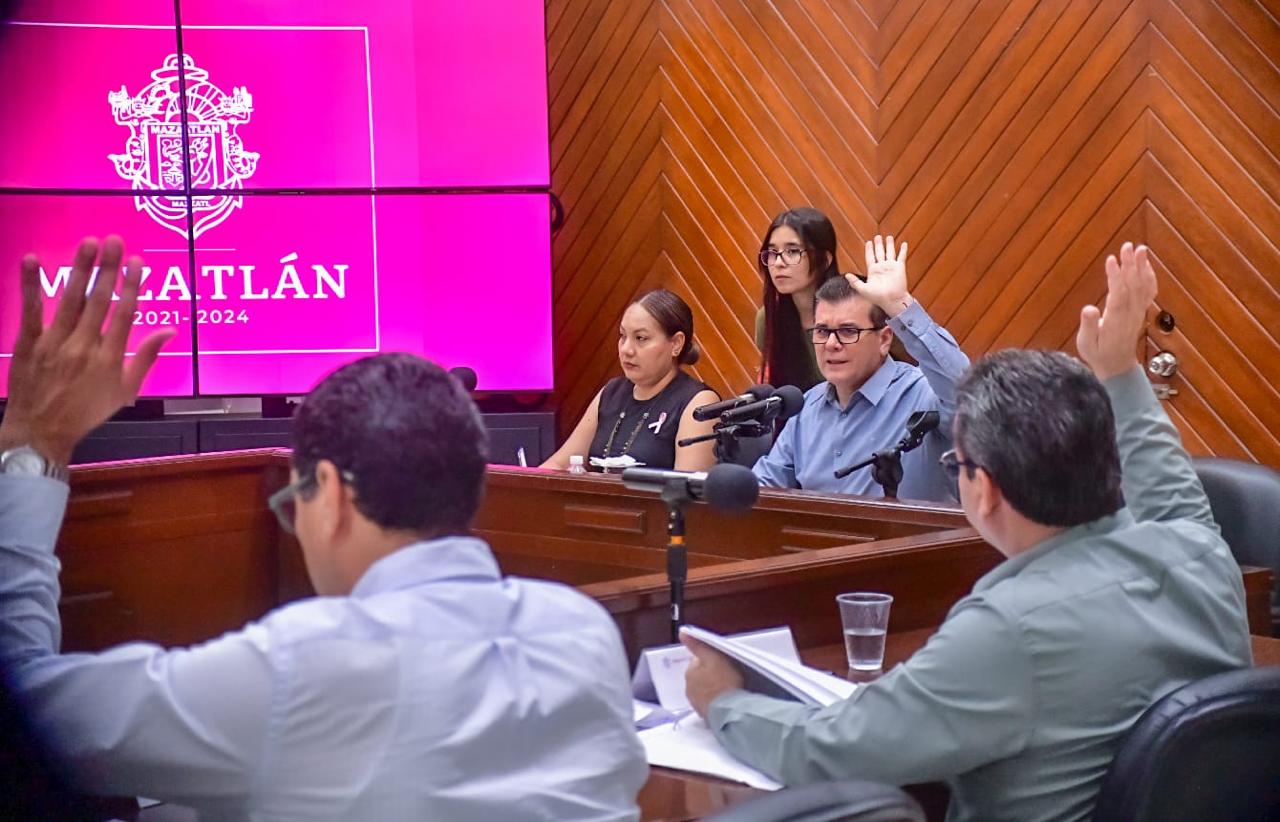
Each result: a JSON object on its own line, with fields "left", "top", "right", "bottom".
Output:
{"left": 886, "top": 301, "right": 970, "bottom": 432}
{"left": 0, "top": 474, "right": 274, "bottom": 806}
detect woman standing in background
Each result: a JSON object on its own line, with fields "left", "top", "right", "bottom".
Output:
{"left": 755, "top": 207, "right": 843, "bottom": 392}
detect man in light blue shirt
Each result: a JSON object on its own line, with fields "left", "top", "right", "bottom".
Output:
{"left": 685, "top": 243, "right": 1251, "bottom": 821}
{"left": 752, "top": 236, "right": 969, "bottom": 501}
{"left": 0, "top": 236, "right": 647, "bottom": 820}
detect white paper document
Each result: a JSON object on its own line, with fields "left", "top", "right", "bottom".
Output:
{"left": 680, "top": 625, "right": 857, "bottom": 707}
{"left": 632, "top": 625, "right": 802, "bottom": 713}
{"left": 638, "top": 716, "right": 784, "bottom": 791}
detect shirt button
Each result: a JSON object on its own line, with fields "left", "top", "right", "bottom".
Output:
{"left": 835, "top": 450, "right": 843, "bottom": 457}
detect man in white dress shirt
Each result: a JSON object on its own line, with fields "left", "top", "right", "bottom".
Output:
{"left": 0, "top": 236, "right": 647, "bottom": 820}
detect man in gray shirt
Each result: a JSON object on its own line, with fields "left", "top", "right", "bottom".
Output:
{"left": 684, "top": 242, "right": 1252, "bottom": 821}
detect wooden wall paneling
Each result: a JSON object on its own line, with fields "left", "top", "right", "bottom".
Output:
{"left": 1031, "top": 207, "right": 1148, "bottom": 350}
{"left": 875, "top": 0, "right": 1061, "bottom": 219}
{"left": 547, "top": 0, "right": 1280, "bottom": 463}
{"left": 994, "top": 179, "right": 1148, "bottom": 349}
{"left": 790, "top": 1, "right": 880, "bottom": 126}
{"left": 1144, "top": 0, "right": 1280, "bottom": 463}
{"left": 935, "top": 6, "right": 1151, "bottom": 346}
{"left": 902, "top": 0, "right": 1131, "bottom": 320}
{"left": 1142, "top": 204, "right": 1280, "bottom": 461}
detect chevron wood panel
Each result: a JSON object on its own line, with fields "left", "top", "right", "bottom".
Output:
{"left": 546, "top": 0, "right": 1280, "bottom": 465}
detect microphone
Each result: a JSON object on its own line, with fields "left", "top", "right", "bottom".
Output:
{"left": 449, "top": 366, "right": 478, "bottom": 393}
{"left": 832, "top": 410, "right": 941, "bottom": 482}
{"left": 719, "top": 385, "right": 805, "bottom": 425}
{"left": 907, "top": 409, "right": 940, "bottom": 438}
{"left": 620, "top": 464, "right": 759, "bottom": 512}
{"left": 692, "top": 384, "right": 774, "bottom": 421}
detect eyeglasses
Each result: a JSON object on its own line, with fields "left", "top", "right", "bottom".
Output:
{"left": 807, "top": 325, "right": 885, "bottom": 346}
{"left": 759, "top": 247, "right": 806, "bottom": 267}
{"left": 267, "top": 469, "right": 356, "bottom": 535}
{"left": 939, "top": 449, "right": 981, "bottom": 482}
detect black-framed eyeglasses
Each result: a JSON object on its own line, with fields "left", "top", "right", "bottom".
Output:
{"left": 807, "top": 325, "right": 885, "bottom": 346}
{"left": 267, "top": 469, "right": 356, "bottom": 535}
{"left": 939, "top": 449, "right": 981, "bottom": 482}
{"left": 759, "top": 247, "right": 806, "bottom": 267}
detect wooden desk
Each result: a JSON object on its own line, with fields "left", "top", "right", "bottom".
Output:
{"left": 58, "top": 453, "right": 977, "bottom": 652}
{"left": 57, "top": 452, "right": 1274, "bottom": 653}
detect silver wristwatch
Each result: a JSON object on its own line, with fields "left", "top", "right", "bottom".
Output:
{"left": 0, "top": 446, "right": 70, "bottom": 484}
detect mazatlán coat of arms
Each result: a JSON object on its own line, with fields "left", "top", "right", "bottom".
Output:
{"left": 108, "top": 54, "right": 259, "bottom": 239}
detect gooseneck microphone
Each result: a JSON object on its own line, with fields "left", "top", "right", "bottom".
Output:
{"left": 832, "top": 410, "right": 941, "bottom": 497}
{"left": 621, "top": 463, "right": 760, "bottom": 640}
{"left": 692, "top": 384, "right": 774, "bottom": 421}
{"left": 719, "top": 384, "right": 805, "bottom": 425}
{"left": 620, "top": 463, "right": 760, "bottom": 513}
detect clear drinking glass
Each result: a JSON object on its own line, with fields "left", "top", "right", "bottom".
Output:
{"left": 837, "top": 592, "right": 893, "bottom": 671}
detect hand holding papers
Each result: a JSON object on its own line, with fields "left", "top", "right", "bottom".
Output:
{"left": 634, "top": 625, "right": 859, "bottom": 790}
{"left": 680, "top": 625, "right": 857, "bottom": 713}
{"left": 633, "top": 626, "right": 800, "bottom": 713}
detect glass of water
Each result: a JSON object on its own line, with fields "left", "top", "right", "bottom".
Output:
{"left": 837, "top": 592, "right": 893, "bottom": 671}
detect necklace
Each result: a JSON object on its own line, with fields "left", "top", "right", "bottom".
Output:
{"left": 601, "top": 408, "right": 651, "bottom": 458}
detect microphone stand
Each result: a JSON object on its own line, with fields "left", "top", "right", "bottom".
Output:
{"left": 679, "top": 421, "right": 770, "bottom": 466}
{"left": 660, "top": 478, "right": 694, "bottom": 643}
{"left": 833, "top": 411, "right": 940, "bottom": 499}
{"left": 835, "top": 449, "right": 906, "bottom": 499}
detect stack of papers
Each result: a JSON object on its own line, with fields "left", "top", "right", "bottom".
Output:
{"left": 680, "top": 625, "right": 857, "bottom": 707}
{"left": 638, "top": 716, "right": 784, "bottom": 791}
{"left": 633, "top": 625, "right": 858, "bottom": 790}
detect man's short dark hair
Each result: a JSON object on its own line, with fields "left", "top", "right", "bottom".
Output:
{"left": 292, "top": 353, "right": 488, "bottom": 533}
{"left": 954, "top": 349, "right": 1123, "bottom": 527}
{"left": 814, "top": 276, "right": 889, "bottom": 327}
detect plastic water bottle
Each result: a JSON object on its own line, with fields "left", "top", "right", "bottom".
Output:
{"left": 568, "top": 455, "right": 587, "bottom": 475}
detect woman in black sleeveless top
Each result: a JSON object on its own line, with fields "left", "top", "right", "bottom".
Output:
{"left": 542, "top": 289, "right": 719, "bottom": 472}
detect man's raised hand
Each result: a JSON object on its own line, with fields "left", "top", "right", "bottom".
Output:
{"left": 0, "top": 236, "right": 175, "bottom": 464}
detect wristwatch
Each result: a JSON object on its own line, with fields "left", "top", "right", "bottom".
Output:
{"left": 0, "top": 445, "right": 70, "bottom": 484}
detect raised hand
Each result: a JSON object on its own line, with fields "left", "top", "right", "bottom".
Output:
{"left": 1076, "top": 242, "right": 1157, "bottom": 382}
{"left": 0, "top": 236, "right": 176, "bottom": 465}
{"left": 850, "top": 234, "right": 913, "bottom": 319}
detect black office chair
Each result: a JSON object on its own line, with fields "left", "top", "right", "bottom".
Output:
{"left": 704, "top": 779, "right": 926, "bottom": 822}
{"left": 1093, "top": 666, "right": 1280, "bottom": 822}
{"left": 1193, "top": 457, "right": 1280, "bottom": 635}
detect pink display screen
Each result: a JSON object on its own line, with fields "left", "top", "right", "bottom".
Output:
{"left": 0, "top": 2, "right": 553, "bottom": 396}
{"left": 0, "top": 193, "right": 553, "bottom": 396}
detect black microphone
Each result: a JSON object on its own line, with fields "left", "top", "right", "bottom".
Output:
{"left": 906, "top": 409, "right": 940, "bottom": 438}
{"left": 449, "top": 366, "right": 478, "bottom": 393}
{"left": 620, "top": 464, "right": 759, "bottom": 512}
{"left": 692, "top": 384, "right": 774, "bottom": 421}
{"left": 719, "top": 385, "right": 805, "bottom": 425}
{"left": 832, "top": 410, "right": 941, "bottom": 480}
